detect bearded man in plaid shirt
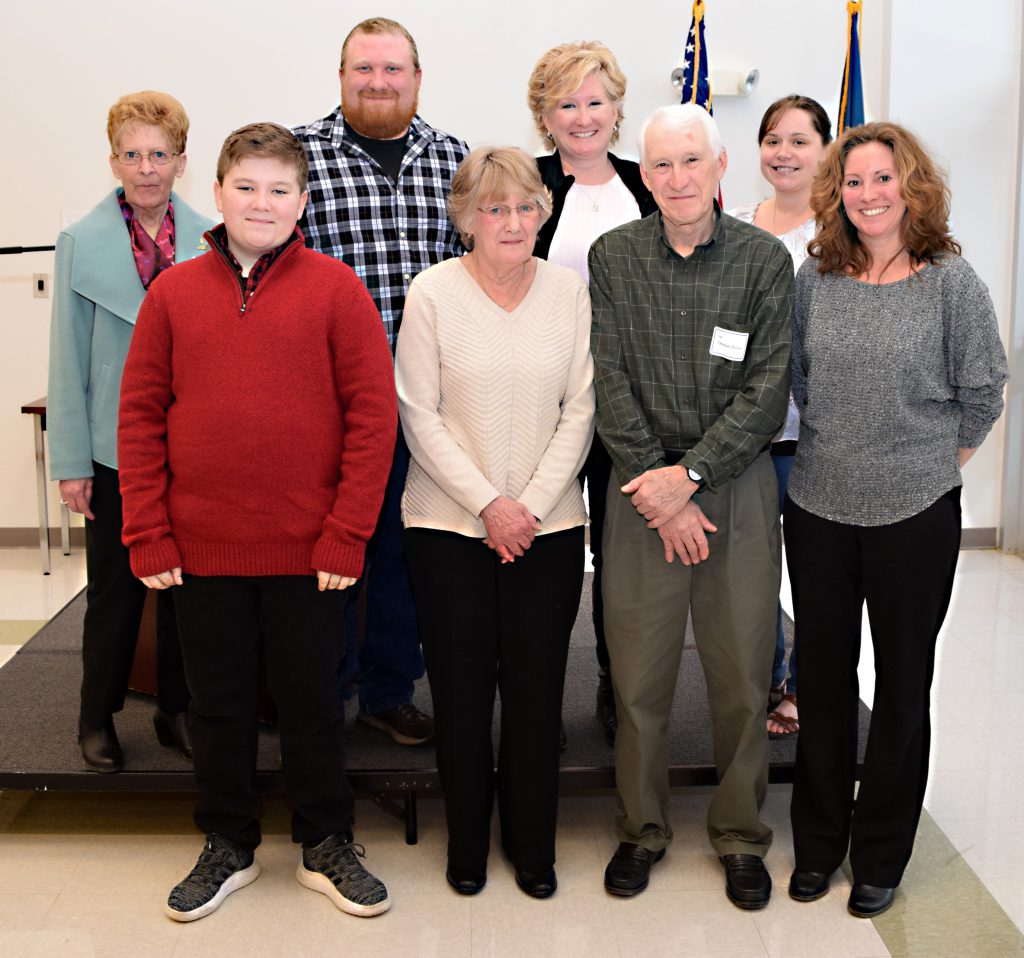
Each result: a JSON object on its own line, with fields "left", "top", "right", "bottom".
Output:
{"left": 293, "top": 17, "right": 468, "bottom": 747}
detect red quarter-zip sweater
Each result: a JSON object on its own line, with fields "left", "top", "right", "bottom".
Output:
{"left": 118, "top": 229, "right": 397, "bottom": 580}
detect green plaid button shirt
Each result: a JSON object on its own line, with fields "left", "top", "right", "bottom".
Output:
{"left": 589, "top": 207, "right": 794, "bottom": 490}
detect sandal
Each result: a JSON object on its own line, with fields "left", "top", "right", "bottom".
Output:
{"left": 767, "top": 692, "right": 799, "bottom": 739}
{"left": 768, "top": 681, "right": 787, "bottom": 710}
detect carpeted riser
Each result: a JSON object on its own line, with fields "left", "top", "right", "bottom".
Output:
{"left": 0, "top": 574, "right": 868, "bottom": 786}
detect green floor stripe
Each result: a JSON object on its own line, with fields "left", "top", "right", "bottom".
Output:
{"left": 868, "top": 809, "right": 1024, "bottom": 956}
{"left": 0, "top": 620, "right": 47, "bottom": 645}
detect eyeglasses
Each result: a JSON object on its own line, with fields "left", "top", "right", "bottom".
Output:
{"left": 113, "top": 150, "right": 180, "bottom": 166}
{"left": 477, "top": 203, "right": 540, "bottom": 220}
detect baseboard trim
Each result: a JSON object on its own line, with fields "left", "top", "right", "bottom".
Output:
{"left": 961, "top": 527, "right": 996, "bottom": 549}
{"left": 0, "top": 527, "right": 86, "bottom": 548}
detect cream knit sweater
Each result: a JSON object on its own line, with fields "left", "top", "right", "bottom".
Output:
{"left": 395, "top": 256, "right": 595, "bottom": 538}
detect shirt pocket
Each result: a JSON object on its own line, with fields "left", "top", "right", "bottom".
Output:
{"left": 703, "top": 322, "right": 749, "bottom": 394}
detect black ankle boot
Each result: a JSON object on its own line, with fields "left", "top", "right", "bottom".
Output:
{"left": 154, "top": 709, "right": 193, "bottom": 759}
{"left": 79, "top": 717, "right": 123, "bottom": 772}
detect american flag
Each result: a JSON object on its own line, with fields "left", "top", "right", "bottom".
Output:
{"left": 678, "top": 1, "right": 721, "bottom": 203}
{"left": 679, "top": 0, "right": 713, "bottom": 114}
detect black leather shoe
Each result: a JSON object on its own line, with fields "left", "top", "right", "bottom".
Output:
{"left": 721, "top": 854, "right": 772, "bottom": 910}
{"left": 596, "top": 669, "right": 618, "bottom": 744}
{"left": 788, "top": 869, "right": 830, "bottom": 902}
{"left": 153, "top": 709, "right": 193, "bottom": 759}
{"left": 446, "top": 865, "right": 486, "bottom": 896}
{"left": 848, "top": 882, "right": 895, "bottom": 918}
{"left": 515, "top": 867, "right": 557, "bottom": 899}
{"left": 604, "top": 842, "right": 665, "bottom": 896}
{"left": 79, "top": 718, "right": 123, "bottom": 773}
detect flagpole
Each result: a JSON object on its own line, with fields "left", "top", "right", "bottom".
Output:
{"left": 838, "top": 0, "right": 863, "bottom": 135}
{"left": 690, "top": 1, "right": 705, "bottom": 105}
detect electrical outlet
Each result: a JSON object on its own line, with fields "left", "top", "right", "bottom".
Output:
{"left": 33, "top": 273, "right": 49, "bottom": 298}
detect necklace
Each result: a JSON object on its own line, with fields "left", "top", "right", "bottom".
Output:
{"left": 575, "top": 182, "right": 611, "bottom": 213}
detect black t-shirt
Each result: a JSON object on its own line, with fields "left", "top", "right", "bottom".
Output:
{"left": 344, "top": 122, "right": 409, "bottom": 183}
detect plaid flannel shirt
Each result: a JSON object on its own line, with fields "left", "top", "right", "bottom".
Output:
{"left": 588, "top": 207, "right": 794, "bottom": 490}
{"left": 294, "top": 107, "right": 469, "bottom": 346}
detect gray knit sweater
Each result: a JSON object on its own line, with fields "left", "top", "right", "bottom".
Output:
{"left": 788, "top": 254, "right": 1008, "bottom": 526}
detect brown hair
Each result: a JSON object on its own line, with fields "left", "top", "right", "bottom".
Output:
{"left": 340, "top": 17, "right": 420, "bottom": 71}
{"left": 107, "top": 90, "right": 189, "bottom": 155}
{"left": 216, "top": 122, "right": 309, "bottom": 190}
{"left": 808, "top": 121, "right": 960, "bottom": 275}
{"left": 447, "top": 147, "right": 552, "bottom": 250}
{"left": 527, "top": 41, "right": 627, "bottom": 147}
{"left": 757, "top": 94, "right": 832, "bottom": 147}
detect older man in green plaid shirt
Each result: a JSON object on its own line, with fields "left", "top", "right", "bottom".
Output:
{"left": 591, "top": 104, "right": 794, "bottom": 910}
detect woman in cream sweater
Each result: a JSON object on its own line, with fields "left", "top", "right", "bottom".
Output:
{"left": 395, "top": 146, "right": 594, "bottom": 900}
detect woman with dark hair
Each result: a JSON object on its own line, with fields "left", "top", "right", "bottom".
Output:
{"left": 784, "top": 121, "right": 1007, "bottom": 917}
{"left": 730, "top": 94, "right": 832, "bottom": 738}
{"left": 526, "top": 41, "right": 657, "bottom": 743}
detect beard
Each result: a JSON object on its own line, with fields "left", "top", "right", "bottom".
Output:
{"left": 342, "top": 90, "right": 418, "bottom": 140}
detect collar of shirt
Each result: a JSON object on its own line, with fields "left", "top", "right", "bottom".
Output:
{"left": 207, "top": 223, "right": 303, "bottom": 297}
{"left": 656, "top": 200, "right": 724, "bottom": 260}
{"left": 118, "top": 189, "right": 176, "bottom": 289}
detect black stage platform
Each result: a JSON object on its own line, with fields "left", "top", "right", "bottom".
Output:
{"left": 0, "top": 576, "right": 870, "bottom": 842}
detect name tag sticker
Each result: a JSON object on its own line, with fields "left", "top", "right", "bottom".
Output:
{"left": 709, "top": 326, "right": 749, "bottom": 362}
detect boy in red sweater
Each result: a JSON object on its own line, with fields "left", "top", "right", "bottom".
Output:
{"left": 118, "top": 123, "right": 397, "bottom": 922}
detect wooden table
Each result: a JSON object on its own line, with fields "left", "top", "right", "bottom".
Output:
{"left": 20, "top": 397, "right": 70, "bottom": 574}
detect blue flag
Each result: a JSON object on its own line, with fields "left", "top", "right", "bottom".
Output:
{"left": 839, "top": 0, "right": 865, "bottom": 134}
{"left": 680, "top": 0, "right": 713, "bottom": 114}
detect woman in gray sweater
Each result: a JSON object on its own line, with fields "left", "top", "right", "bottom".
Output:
{"left": 783, "top": 122, "right": 1007, "bottom": 918}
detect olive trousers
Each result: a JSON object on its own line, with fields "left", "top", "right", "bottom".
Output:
{"left": 603, "top": 452, "right": 779, "bottom": 857}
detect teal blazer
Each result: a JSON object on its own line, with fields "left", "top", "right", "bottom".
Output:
{"left": 46, "top": 189, "right": 212, "bottom": 479}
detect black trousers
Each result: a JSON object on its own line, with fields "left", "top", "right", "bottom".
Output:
{"left": 784, "top": 489, "right": 961, "bottom": 886}
{"left": 80, "top": 462, "right": 188, "bottom": 728}
{"left": 578, "top": 438, "right": 612, "bottom": 671}
{"left": 405, "top": 526, "right": 584, "bottom": 873}
{"left": 173, "top": 574, "right": 353, "bottom": 849}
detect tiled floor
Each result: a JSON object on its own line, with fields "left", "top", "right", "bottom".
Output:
{"left": 1, "top": 544, "right": 1022, "bottom": 957}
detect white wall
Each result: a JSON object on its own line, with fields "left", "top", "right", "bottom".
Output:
{"left": 887, "top": 0, "right": 1022, "bottom": 530}
{"left": 0, "top": 0, "right": 1013, "bottom": 532}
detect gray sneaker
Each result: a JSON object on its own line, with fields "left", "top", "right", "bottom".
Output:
{"left": 165, "top": 834, "right": 260, "bottom": 922}
{"left": 297, "top": 833, "right": 391, "bottom": 917}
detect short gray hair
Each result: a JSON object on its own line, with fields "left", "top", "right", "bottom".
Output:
{"left": 638, "top": 104, "right": 723, "bottom": 166}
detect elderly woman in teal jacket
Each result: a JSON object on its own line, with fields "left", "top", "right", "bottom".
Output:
{"left": 47, "top": 90, "right": 212, "bottom": 772}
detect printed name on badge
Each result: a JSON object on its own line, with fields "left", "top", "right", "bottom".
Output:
{"left": 709, "top": 326, "right": 749, "bottom": 362}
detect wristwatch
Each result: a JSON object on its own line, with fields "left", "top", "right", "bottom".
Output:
{"left": 686, "top": 466, "right": 707, "bottom": 492}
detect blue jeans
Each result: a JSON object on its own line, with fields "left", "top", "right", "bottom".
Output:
{"left": 342, "top": 429, "right": 425, "bottom": 713}
{"left": 772, "top": 452, "right": 796, "bottom": 693}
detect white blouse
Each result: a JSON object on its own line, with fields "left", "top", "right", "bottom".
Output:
{"left": 547, "top": 175, "right": 641, "bottom": 283}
